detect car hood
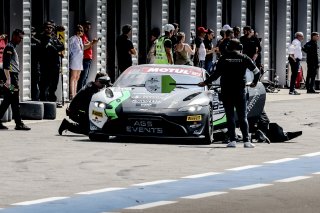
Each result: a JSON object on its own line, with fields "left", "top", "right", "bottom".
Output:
{"left": 91, "top": 86, "right": 208, "bottom": 110}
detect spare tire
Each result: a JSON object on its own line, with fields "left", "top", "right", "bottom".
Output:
{"left": 0, "top": 98, "right": 11, "bottom": 122}
{"left": 43, "top": 102, "right": 56, "bottom": 119}
{"left": 20, "top": 101, "right": 44, "bottom": 120}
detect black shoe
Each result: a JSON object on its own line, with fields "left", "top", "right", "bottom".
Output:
{"left": 289, "top": 90, "right": 300, "bottom": 95}
{"left": 15, "top": 123, "right": 31, "bottom": 131}
{"left": 0, "top": 122, "right": 8, "bottom": 130}
{"left": 286, "top": 131, "right": 302, "bottom": 141}
{"left": 307, "top": 90, "right": 319, "bottom": 94}
{"left": 58, "top": 118, "right": 69, "bottom": 135}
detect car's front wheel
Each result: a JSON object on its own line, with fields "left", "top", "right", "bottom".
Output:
{"left": 200, "top": 106, "right": 214, "bottom": 145}
{"left": 89, "top": 132, "right": 109, "bottom": 142}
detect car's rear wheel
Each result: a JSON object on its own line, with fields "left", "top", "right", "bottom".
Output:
{"left": 200, "top": 106, "right": 214, "bottom": 145}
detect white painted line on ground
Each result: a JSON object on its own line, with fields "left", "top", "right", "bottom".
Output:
{"left": 231, "top": 183, "right": 273, "bottom": 190}
{"left": 275, "top": 176, "right": 311, "bottom": 183}
{"left": 301, "top": 152, "right": 320, "bottom": 157}
{"left": 125, "top": 201, "right": 177, "bottom": 210}
{"left": 133, "top": 180, "right": 177, "bottom": 186}
{"left": 181, "top": 191, "right": 227, "bottom": 199}
{"left": 76, "top": 187, "right": 125, "bottom": 195}
{"left": 312, "top": 172, "right": 320, "bottom": 175}
{"left": 226, "top": 165, "right": 262, "bottom": 171}
{"left": 264, "top": 158, "right": 298, "bottom": 164}
{"left": 12, "top": 197, "right": 69, "bottom": 206}
{"left": 182, "top": 172, "right": 221, "bottom": 179}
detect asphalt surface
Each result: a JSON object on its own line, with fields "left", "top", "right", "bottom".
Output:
{"left": 0, "top": 88, "right": 320, "bottom": 213}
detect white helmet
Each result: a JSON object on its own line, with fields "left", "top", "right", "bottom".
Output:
{"left": 163, "top": 24, "right": 175, "bottom": 32}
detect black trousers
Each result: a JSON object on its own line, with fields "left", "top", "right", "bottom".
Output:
{"left": 0, "top": 87, "right": 22, "bottom": 125}
{"left": 288, "top": 57, "right": 300, "bottom": 92}
{"left": 306, "top": 65, "right": 318, "bottom": 91}
{"left": 39, "top": 64, "right": 60, "bottom": 102}
{"left": 222, "top": 89, "right": 250, "bottom": 142}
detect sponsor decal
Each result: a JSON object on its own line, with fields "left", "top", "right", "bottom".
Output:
{"left": 92, "top": 110, "right": 103, "bottom": 117}
{"left": 126, "top": 120, "right": 163, "bottom": 134}
{"left": 142, "top": 67, "right": 202, "bottom": 77}
{"left": 187, "top": 115, "right": 202, "bottom": 121}
{"left": 105, "top": 90, "right": 131, "bottom": 120}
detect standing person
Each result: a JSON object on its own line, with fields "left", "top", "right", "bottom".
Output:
{"left": 39, "top": 22, "right": 65, "bottom": 102}
{"left": 302, "top": 32, "right": 320, "bottom": 93}
{"left": 171, "top": 23, "right": 179, "bottom": 63}
{"left": 174, "top": 32, "right": 195, "bottom": 65}
{"left": 30, "top": 27, "right": 41, "bottom": 101}
{"left": 116, "top": 24, "right": 137, "bottom": 74}
{"left": 0, "top": 29, "right": 30, "bottom": 130}
{"left": 204, "top": 29, "right": 217, "bottom": 74}
{"left": 218, "top": 29, "right": 234, "bottom": 56}
{"left": 194, "top": 27, "right": 207, "bottom": 68}
{"left": 155, "top": 24, "right": 175, "bottom": 64}
{"left": 288, "top": 32, "right": 304, "bottom": 95}
{"left": 146, "top": 27, "right": 160, "bottom": 64}
{"left": 233, "top": 26, "right": 241, "bottom": 40}
{"left": 240, "top": 26, "right": 261, "bottom": 62}
{"left": 77, "top": 21, "right": 99, "bottom": 91}
{"left": 69, "top": 24, "right": 84, "bottom": 100}
{"left": 59, "top": 73, "right": 112, "bottom": 135}
{"left": 198, "top": 39, "right": 260, "bottom": 148}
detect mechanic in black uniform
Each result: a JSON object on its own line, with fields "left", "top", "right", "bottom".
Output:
{"left": 302, "top": 32, "right": 320, "bottom": 93}
{"left": 198, "top": 39, "right": 260, "bottom": 148}
{"left": 0, "top": 29, "right": 30, "bottom": 130}
{"left": 58, "top": 73, "right": 112, "bottom": 135}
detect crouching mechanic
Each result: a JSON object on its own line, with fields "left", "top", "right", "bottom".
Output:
{"left": 58, "top": 73, "right": 112, "bottom": 135}
{"left": 198, "top": 39, "right": 260, "bottom": 148}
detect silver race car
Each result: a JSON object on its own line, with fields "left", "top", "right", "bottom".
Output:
{"left": 89, "top": 64, "right": 266, "bottom": 144}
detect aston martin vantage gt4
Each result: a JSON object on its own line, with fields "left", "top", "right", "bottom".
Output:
{"left": 89, "top": 64, "right": 266, "bottom": 144}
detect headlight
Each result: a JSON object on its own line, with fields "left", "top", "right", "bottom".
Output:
{"left": 178, "top": 105, "right": 203, "bottom": 112}
{"left": 94, "top": 101, "right": 107, "bottom": 109}
{"left": 105, "top": 88, "right": 114, "bottom": 98}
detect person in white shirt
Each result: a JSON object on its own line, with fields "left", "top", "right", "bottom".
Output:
{"left": 288, "top": 32, "right": 304, "bottom": 95}
{"left": 193, "top": 27, "right": 207, "bottom": 68}
{"left": 69, "top": 25, "right": 84, "bottom": 100}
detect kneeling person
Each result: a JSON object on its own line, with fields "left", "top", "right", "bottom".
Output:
{"left": 58, "top": 73, "right": 112, "bottom": 135}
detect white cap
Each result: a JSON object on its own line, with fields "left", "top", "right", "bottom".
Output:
{"left": 222, "top": 24, "right": 232, "bottom": 31}
{"left": 163, "top": 24, "right": 175, "bottom": 32}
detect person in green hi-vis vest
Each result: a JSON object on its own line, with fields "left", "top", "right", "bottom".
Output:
{"left": 155, "top": 24, "right": 175, "bottom": 65}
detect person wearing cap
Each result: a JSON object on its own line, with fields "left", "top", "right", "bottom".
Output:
{"left": 0, "top": 29, "right": 31, "bottom": 130}
{"left": 302, "top": 32, "right": 320, "bottom": 93}
{"left": 116, "top": 24, "right": 137, "bottom": 74}
{"left": 194, "top": 27, "right": 208, "bottom": 68}
{"left": 198, "top": 39, "right": 260, "bottom": 148}
{"left": 155, "top": 24, "right": 174, "bottom": 64}
{"left": 77, "top": 21, "right": 99, "bottom": 91}
{"left": 38, "top": 22, "right": 65, "bottom": 102}
{"left": 58, "top": 72, "right": 112, "bottom": 136}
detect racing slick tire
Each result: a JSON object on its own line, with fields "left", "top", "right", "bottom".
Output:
{"left": 89, "top": 132, "right": 110, "bottom": 142}
{"left": 20, "top": 101, "right": 44, "bottom": 120}
{"left": 43, "top": 102, "right": 57, "bottom": 119}
{"left": 200, "top": 106, "right": 214, "bottom": 145}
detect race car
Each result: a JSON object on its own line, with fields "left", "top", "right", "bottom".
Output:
{"left": 88, "top": 64, "right": 266, "bottom": 144}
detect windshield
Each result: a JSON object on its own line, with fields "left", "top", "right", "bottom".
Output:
{"left": 114, "top": 66, "right": 205, "bottom": 91}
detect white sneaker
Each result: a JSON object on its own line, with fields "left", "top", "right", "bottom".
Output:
{"left": 227, "top": 141, "right": 237, "bottom": 148}
{"left": 244, "top": 142, "right": 255, "bottom": 148}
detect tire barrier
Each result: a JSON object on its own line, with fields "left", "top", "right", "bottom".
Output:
{"left": 20, "top": 101, "right": 44, "bottom": 120}
{"left": 0, "top": 98, "right": 12, "bottom": 122}
{"left": 43, "top": 102, "right": 57, "bottom": 120}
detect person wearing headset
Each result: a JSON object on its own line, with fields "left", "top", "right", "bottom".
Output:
{"left": 198, "top": 39, "right": 260, "bottom": 148}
